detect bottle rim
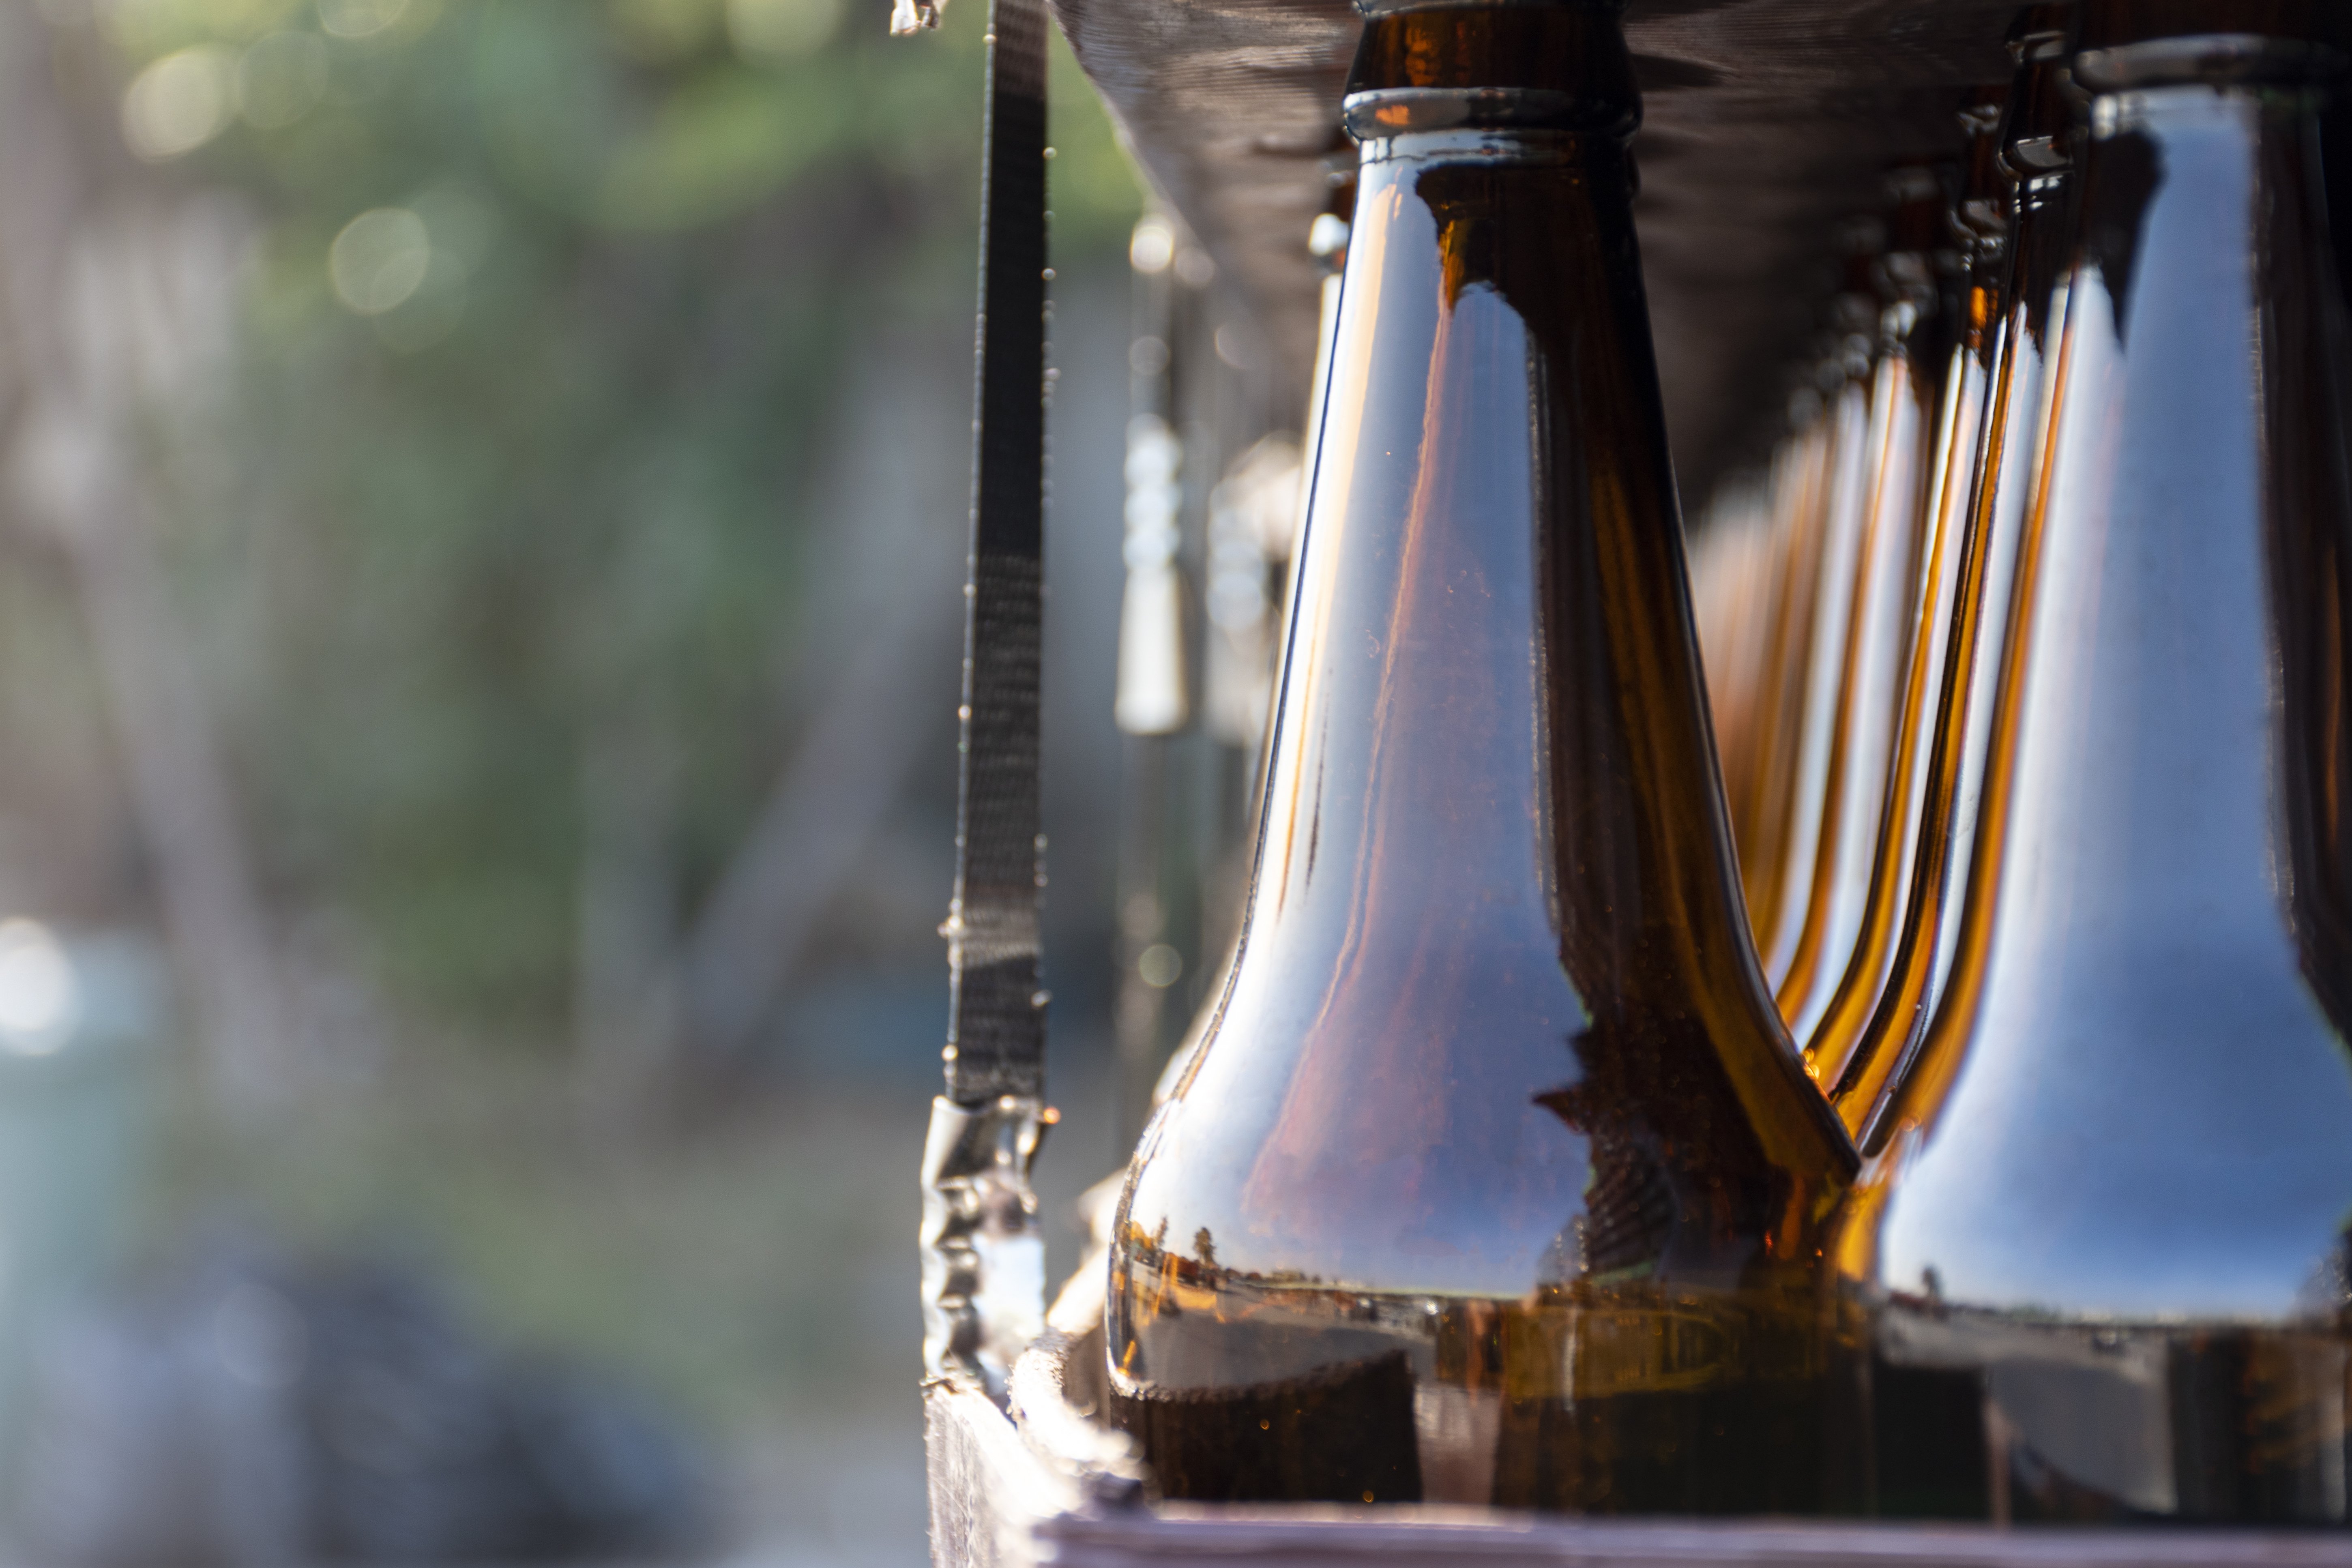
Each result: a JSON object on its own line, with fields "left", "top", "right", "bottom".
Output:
{"left": 2074, "top": 34, "right": 2347, "bottom": 90}
{"left": 1342, "top": 86, "right": 1637, "bottom": 140}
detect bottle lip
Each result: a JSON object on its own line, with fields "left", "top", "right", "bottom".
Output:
{"left": 2015, "top": 30, "right": 2068, "bottom": 64}
{"left": 2074, "top": 33, "right": 2347, "bottom": 90}
{"left": 2003, "top": 135, "right": 2070, "bottom": 176}
{"left": 1343, "top": 86, "right": 1639, "bottom": 139}
{"left": 1346, "top": 121, "right": 1607, "bottom": 165}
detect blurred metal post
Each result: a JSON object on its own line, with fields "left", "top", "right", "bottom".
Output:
{"left": 1110, "top": 212, "right": 1192, "bottom": 1150}
{"left": 914, "top": 0, "right": 1054, "bottom": 1396}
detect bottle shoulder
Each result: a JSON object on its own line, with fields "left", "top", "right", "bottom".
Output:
{"left": 1855, "top": 952, "right": 2352, "bottom": 1322}
{"left": 1124, "top": 927, "right": 1847, "bottom": 1304}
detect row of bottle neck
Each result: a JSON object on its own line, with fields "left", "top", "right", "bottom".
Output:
{"left": 1693, "top": 24, "right": 2351, "bottom": 1155}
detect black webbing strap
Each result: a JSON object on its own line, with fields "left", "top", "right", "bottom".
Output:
{"left": 942, "top": 0, "right": 1049, "bottom": 1105}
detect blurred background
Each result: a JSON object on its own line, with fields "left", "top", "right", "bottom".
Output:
{"left": 0, "top": 0, "right": 1182, "bottom": 1561}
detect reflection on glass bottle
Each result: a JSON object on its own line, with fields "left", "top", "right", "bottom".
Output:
{"left": 1833, "top": 0, "right": 2352, "bottom": 1523}
{"left": 1691, "top": 470, "right": 1777, "bottom": 836}
{"left": 1105, "top": 0, "right": 1855, "bottom": 1512}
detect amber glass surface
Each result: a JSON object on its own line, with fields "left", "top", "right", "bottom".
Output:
{"left": 1775, "top": 176, "right": 1946, "bottom": 1047}
{"left": 1826, "top": 42, "right": 2079, "bottom": 1128}
{"left": 1105, "top": 0, "right": 1855, "bottom": 1513}
{"left": 1802, "top": 116, "right": 2007, "bottom": 1092}
{"left": 1729, "top": 412, "right": 1832, "bottom": 933}
{"left": 1755, "top": 370, "right": 1874, "bottom": 986}
{"left": 1831, "top": 21, "right": 2352, "bottom": 1522}
{"left": 1692, "top": 478, "right": 1778, "bottom": 825}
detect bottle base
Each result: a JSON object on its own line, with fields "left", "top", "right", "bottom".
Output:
{"left": 1109, "top": 1275, "right": 1836, "bottom": 1512}
{"left": 1850, "top": 1300, "right": 2352, "bottom": 1525}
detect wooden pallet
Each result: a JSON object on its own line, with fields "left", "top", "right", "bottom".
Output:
{"left": 925, "top": 1334, "right": 2352, "bottom": 1568}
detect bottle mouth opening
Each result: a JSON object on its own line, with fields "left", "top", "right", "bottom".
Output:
{"left": 2074, "top": 34, "right": 2348, "bottom": 90}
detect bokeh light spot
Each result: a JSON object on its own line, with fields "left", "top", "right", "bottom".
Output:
{"left": 1138, "top": 944, "right": 1182, "bottom": 989}
{"left": 121, "top": 46, "right": 235, "bottom": 162}
{"left": 0, "top": 920, "right": 79, "bottom": 1055}
{"left": 1129, "top": 214, "right": 1175, "bottom": 275}
{"left": 330, "top": 208, "right": 431, "bottom": 315}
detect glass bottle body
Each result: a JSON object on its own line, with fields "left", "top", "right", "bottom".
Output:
{"left": 1833, "top": 52, "right": 2352, "bottom": 1523}
{"left": 1728, "top": 409, "right": 1833, "bottom": 935}
{"left": 1755, "top": 370, "right": 1875, "bottom": 986}
{"left": 1691, "top": 473, "right": 1781, "bottom": 831}
{"left": 1106, "top": 10, "right": 1853, "bottom": 1510}
{"left": 1822, "top": 50, "right": 2078, "bottom": 1118}
{"left": 1801, "top": 113, "right": 2007, "bottom": 1090}
{"left": 1777, "top": 274, "right": 1937, "bottom": 1046}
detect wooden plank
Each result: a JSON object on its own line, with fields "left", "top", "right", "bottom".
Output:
{"left": 1037, "top": 1508, "right": 2352, "bottom": 1568}
{"left": 927, "top": 1379, "right": 1082, "bottom": 1568}
{"left": 930, "top": 1336, "right": 2352, "bottom": 1568}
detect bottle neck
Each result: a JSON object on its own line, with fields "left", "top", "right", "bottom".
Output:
{"left": 2000, "top": 50, "right": 2077, "bottom": 347}
{"left": 1238, "top": 76, "right": 1848, "bottom": 1201}
{"left": 1344, "top": 2, "right": 1639, "bottom": 140}
{"left": 1259, "top": 119, "right": 1640, "bottom": 965}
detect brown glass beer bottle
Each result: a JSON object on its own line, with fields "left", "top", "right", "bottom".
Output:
{"left": 1726, "top": 390, "right": 1833, "bottom": 936}
{"left": 1105, "top": 0, "right": 1856, "bottom": 1512}
{"left": 1827, "top": 13, "right": 2082, "bottom": 1125}
{"left": 1799, "top": 96, "right": 2008, "bottom": 1092}
{"left": 1775, "top": 168, "right": 1950, "bottom": 1045}
{"left": 1832, "top": 0, "right": 2352, "bottom": 1521}
{"left": 1754, "top": 273, "right": 1880, "bottom": 989}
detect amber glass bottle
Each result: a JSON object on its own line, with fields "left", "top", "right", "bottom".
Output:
{"left": 1827, "top": 16, "right": 2080, "bottom": 1126}
{"left": 1728, "top": 393, "right": 1834, "bottom": 940}
{"left": 1104, "top": 0, "right": 1856, "bottom": 1512}
{"left": 1754, "top": 292, "right": 1879, "bottom": 987}
{"left": 1690, "top": 476, "right": 1775, "bottom": 826}
{"left": 1801, "top": 100, "right": 2009, "bottom": 1091}
{"left": 1831, "top": 0, "right": 2352, "bottom": 1522}
{"left": 1775, "top": 169, "right": 1949, "bottom": 1045}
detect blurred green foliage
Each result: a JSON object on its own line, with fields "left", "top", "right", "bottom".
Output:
{"left": 100, "top": 0, "right": 1140, "bottom": 1034}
